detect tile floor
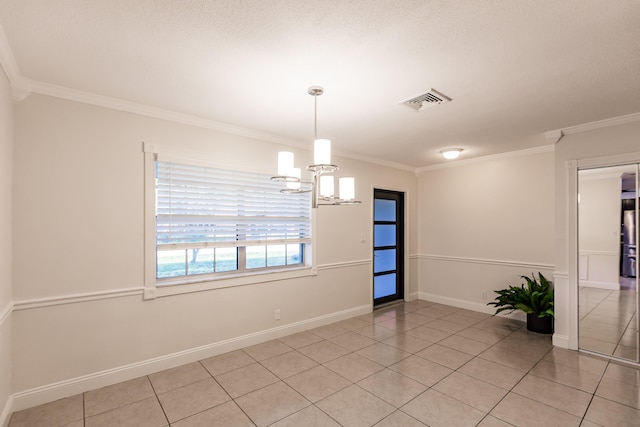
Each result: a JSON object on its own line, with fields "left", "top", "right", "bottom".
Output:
{"left": 579, "top": 280, "right": 639, "bottom": 361}
{"left": 9, "top": 300, "right": 640, "bottom": 426}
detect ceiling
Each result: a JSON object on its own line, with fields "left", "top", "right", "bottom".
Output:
{"left": 1, "top": 0, "right": 639, "bottom": 168}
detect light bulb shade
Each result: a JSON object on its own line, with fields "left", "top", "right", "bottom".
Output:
{"left": 339, "top": 177, "right": 355, "bottom": 201}
{"left": 277, "top": 151, "right": 295, "bottom": 176}
{"left": 440, "top": 148, "right": 463, "bottom": 160}
{"left": 286, "top": 168, "right": 301, "bottom": 189}
{"left": 314, "top": 139, "right": 331, "bottom": 165}
{"left": 320, "top": 175, "right": 334, "bottom": 197}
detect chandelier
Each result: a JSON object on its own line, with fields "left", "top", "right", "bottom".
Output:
{"left": 272, "top": 86, "right": 361, "bottom": 208}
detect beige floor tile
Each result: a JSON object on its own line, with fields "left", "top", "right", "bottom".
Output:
{"left": 353, "top": 323, "right": 397, "bottom": 341}
{"left": 84, "top": 376, "right": 155, "bottom": 417}
{"left": 297, "top": 340, "right": 350, "bottom": 364}
{"left": 260, "top": 349, "right": 318, "bottom": 379}
{"left": 425, "top": 318, "right": 468, "bottom": 334}
{"left": 214, "top": 362, "right": 279, "bottom": 398}
{"left": 327, "top": 331, "right": 376, "bottom": 352}
{"left": 270, "top": 404, "right": 341, "bottom": 426}
{"left": 455, "top": 327, "right": 506, "bottom": 345}
{"left": 355, "top": 342, "right": 410, "bottom": 366}
{"left": 376, "top": 317, "right": 420, "bottom": 334}
{"left": 357, "top": 368, "right": 427, "bottom": 407}
{"left": 584, "top": 396, "right": 640, "bottom": 427}
{"left": 375, "top": 410, "right": 427, "bottom": 426}
{"left": 490, "top": 392, "right": 581, "bottom": 427}
{"left": 235, "top": 381, "right": 310, "bottom": 427}
{"left": 440, "top": 312, "right": 487, "bottom": 327}
{"left": 317, "top": 384, "right": 395, "bottom": 427}
{"left": 458, "top": 358, "right": 526, "bottom": 390}
{"left": 541, "top": 347, "right": 608, "bottom": 376}
{"left": 595, "top": 375, "right": 640, "bottom": 409}
{"left": 438, "top": 334, "right": 492, "bottom": 355}
{"left": 415, "top": 344, "right": 474, "bottom": 369}
{"left": 579, "top": 336, "right": 617, "bottom": 355}
{"left": 381, "top": 333, "right": 431, "bottom": 353}
{"left": 311, "top": 323, "right": 349, "bottom": 339}
{"left": 170, "top": 401, "right": 254, "bottom": 427}
{"left": 433, "top": 371, "right": 508, "bottom": 413}
{"left": 148, "top": 362, "right": 211, "bottom": 394}
{"left": 324, "top": 353, "right": 384, "bottom": 382}
{"left": 243, "top": 339, "right": 292, "bottom": 361}
{"left": 477, "top": 415, "right": 513, "bottom": 427}
{"left": 200, "top": 349, "right": 255, "bottom": 376}
{"left": 478, "top": 346, "right": 543, "bottom": 371}
{"left": 405, "top": 325, "right": 452, "bottom": 342}
{"left": 512, "top": 374, "right": 592, "bottom": 417}
{"left": 278, "top": 331, "right": 324, "bottom": 349}
{"left": 337, "top": 317, "right": 372, "bottom": 332}
{"left": 284, "top": 365, "right": 351, "bottom": 403}
{"left": 157, "top": 378, "right": 230, "bottom": 423}
{"left": 604, "top": 361, "right": 640, "bottom": 386}
{"left": 388, "top": 355, "right": 453, "bottom": 386}
{"left": 9, "top": 394, "right": 83, "bottom": 427}
{"left": 84, "top": 396, "right": 168, "bottom": 427}
{"left": 400, "top": 312, "right": 436, "bottom": 325}
{"left": 530, "top": 360, "right": 602, "bottom": 393}
{"left": 401, "top": 389, "right": 485, "bottom": 427}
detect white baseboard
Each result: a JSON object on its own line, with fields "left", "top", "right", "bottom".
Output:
{"left": 579, "top": 280, "right": 620, "bottom": 290}
{"left": 11, "top": 304, "right": 370, "bottom": 412}
{"left": 419, "top": 292, "right": 526, "bottom": 321}
{"left": 552, "top": 333, "right": 570, "bottom": 349}
{"left": 0, "top": 395, "right": 12, "bottom": 427}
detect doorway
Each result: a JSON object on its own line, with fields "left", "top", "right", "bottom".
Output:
{"left": 373, "top": 189, "right": 404, "bottom": 306}
{"left": 577, "top": 163, "right": 639, "bottom": 363}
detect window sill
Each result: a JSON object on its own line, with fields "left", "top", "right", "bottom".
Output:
{"left": 145, "top": 265, "right": 317, "bottom": 299}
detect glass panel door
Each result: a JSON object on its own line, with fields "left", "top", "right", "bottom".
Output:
{"left": 373, "top": 189, "right": 404, "bottom": 306}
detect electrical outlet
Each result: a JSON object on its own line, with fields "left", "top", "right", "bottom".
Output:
{"left": 274, "top": 309, "right": 281, "bottom": 320}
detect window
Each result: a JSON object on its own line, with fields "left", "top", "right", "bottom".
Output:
{"left": 146, "top": 152, "right": 312, "bottom": 290}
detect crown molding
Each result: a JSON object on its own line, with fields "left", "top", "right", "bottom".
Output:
{"left": 415, "top": 144, "right": 555, "bottom": 174}
{"left": 549, "top": 112, "right": 640, "bottom": 138}
{"left": 0, "top": 24, "right": 30, "bottom": 101}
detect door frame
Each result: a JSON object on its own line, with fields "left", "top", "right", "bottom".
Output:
{"left": 372, "top": 186, "right": 409, "bottom": 306}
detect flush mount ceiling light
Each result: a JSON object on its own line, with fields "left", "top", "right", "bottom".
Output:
{"left": 271, "top": 86, "right": 361, "bottom": 208}
{"left": 440, "top": 148, "right": 463, "bottom": 160}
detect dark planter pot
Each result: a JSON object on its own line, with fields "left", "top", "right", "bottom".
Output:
{"left": 526, "top": 313, "right": 553, "bottom": 334}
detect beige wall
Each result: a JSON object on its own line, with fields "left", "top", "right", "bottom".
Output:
{"left": 416, "top": 148, "right": 555, "bottom": 312}
{"left": 0, "top": 70, "right": 13, "bottom": 420}
{"left": 11, "top": 94, "right": 416, "bottom": 403}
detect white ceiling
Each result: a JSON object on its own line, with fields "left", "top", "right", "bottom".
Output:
{"left": 1, "top": 0, "right": 639, "bottom": 168}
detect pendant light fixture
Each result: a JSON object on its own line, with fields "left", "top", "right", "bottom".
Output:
{"left": 272, "top": 86, "right": 361, "bottom": 208}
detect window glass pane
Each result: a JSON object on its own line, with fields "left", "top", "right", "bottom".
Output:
{"left": 374, "top": 273, "right": 396, "bottom": 299}
{"left": 374, "top": 249, "right": 396, "bottom": 273}
{"left": 287, "top": 244, "right": 303, "bottom": 265}
{"left": 267, "top": 245, "right": 286, "bottom": 267}
{"left": 157, "top": 249, "right": 186, "bottom": 278}
{"left": 247, "top": 246, "right": 266, "bottom": 269}
{"left": 188, "top": 248, "right": 214, "bottom": 275}
{"left": 215, "top": 247, "right": 238, "bottom": 272}
{"left": 374, "top": 199, "right": 396, "bottom": 221}
{"left": 374, "top": 224, "right": 396, "bottom": 247}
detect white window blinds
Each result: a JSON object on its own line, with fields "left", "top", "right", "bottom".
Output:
{"left": 156, "top": 160, "right": 311, "bottom": 249}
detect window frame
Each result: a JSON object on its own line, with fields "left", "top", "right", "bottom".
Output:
{"left": 143, "top": 143, "right": 316, "bottom": 300}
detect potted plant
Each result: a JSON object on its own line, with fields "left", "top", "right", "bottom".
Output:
{"left": 487, "top": 273, "right": 554, "bottom": 334}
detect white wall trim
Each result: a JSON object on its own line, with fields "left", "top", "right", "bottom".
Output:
{"left": 317, "top": 259, "right": 371, "bottom": 270}
{"left": 553, "top": 112, "right": 640, "bottom": 136}
{"left": 419, "top": 292, "right": 525, "bottom": 320}
{"left": 10, "top": 303, "right": 370, "bottom": 411}
{"left": 0, "top": 25, "right": 29, "bottom": 101}
{"left": 415, "top": 145, "right": 554, "bottom": 174}
{"left": 415, "top": 254, "right": 554, "bottom": 271}
{"left": 0, "top": 395, "right": 13, "bottom": 427}
{"left": 578, "top": 280, "right": 620, "bottom": 290}
{"left": 0, "top": 303, "right": 12, "bottom": 326}
{"left": 552, "top": 334, "right": 570, "bottom": 349}
{"left": 12, "top": 288, "right": 144, "bottom": 311}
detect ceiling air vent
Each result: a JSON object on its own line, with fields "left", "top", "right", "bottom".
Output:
{"left": 401, "top": 88, "right": 451, "bottom": 111}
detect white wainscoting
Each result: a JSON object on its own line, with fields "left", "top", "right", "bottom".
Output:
{"left": 578, "top": 251, "right": 620, "bottom": 290}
